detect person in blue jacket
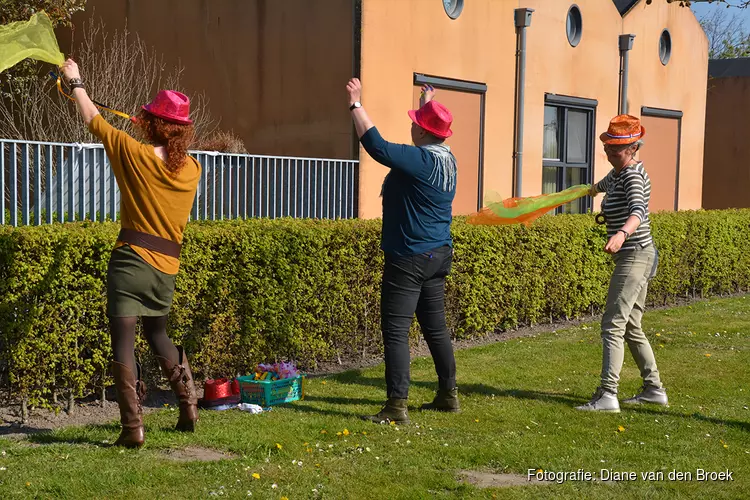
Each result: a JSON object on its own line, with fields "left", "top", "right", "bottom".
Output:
{"left": 346, "top": 78, "right": 459, "bottom": 424}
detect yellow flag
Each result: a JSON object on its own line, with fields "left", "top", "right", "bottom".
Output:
{"left": 0, "top": 11, "right": 64, "bottom": 73}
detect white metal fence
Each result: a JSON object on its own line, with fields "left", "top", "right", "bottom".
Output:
{"left": 0, "top": 139, "right": 359, "bottom": 226}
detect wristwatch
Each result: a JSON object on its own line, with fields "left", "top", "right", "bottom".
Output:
{"left": 349, "top": 101, "right": 362, "bottom": 111}
{"left": 67, "top": 78, "right": 85, "bottom": 90}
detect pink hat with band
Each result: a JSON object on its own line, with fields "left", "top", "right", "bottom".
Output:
{"left": 408, "top": 100, "right": 453, "bottom": 139}
{"left": 142, "top": 90, "right": 193, "bottom": 125}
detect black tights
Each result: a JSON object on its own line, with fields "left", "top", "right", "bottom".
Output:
{"left": 110, "top": 315, "right": 179, "bottom": 374}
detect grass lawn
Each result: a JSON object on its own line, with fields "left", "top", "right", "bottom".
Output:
{"left": 0, "top": 296, "right": 748, "bottom": 499}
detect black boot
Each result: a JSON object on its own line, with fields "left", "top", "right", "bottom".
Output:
{"left": 361, "top": 398, "right": 410, "bottom": 424}
{"left": 420, "top": 388, "right": 460, "bottom": 412}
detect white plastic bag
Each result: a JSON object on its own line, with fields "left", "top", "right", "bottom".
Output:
{"left": 238, "top": 403, "right": 264, "bottom": 414}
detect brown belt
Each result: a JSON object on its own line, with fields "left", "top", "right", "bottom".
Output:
{"left": 118, "top": 228, "right": 182, "bottom": 259}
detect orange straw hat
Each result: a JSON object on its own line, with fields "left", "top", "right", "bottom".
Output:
{"left": 600, "top": 114, "right": 645, "bottom": 145}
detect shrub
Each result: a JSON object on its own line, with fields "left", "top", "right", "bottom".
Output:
{"left": 1, "top": 209, "right": 748, "bottom": 408}
{"left": 194, "top": 130, "right": 247, "bottom": 154}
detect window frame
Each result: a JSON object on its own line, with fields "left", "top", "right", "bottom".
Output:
{"left": 442, "top": 0, "right": 464, "bottom": 20}
{"left": 566, "top": 5, "right": 583, "bottom": 47}
{"left": 659, "top": 29, "right": 672, "bottom": 66}
{"left": 542, "top": 94, "right": 598, "bottom": 214}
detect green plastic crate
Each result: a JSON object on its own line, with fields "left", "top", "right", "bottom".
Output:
{"left": 237, "top": 375, "right": 305, "bottom": 407}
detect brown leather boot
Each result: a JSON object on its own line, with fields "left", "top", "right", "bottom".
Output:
{"left": 157, "top": 346, "right": 198, "bottom": 432}
{"left": 111, "top": 361, "right": 146, "bottom": 448}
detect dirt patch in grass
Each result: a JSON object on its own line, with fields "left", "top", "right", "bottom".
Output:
{"left": 160, "top": 446, "right": 237, "bottom": 462}
{"left": 459, "top": 470, "right": 549, "bottom": 488}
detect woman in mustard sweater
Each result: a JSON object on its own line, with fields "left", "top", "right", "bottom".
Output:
{"left": 61, "top": 59, "right": 201, "bottom": 448}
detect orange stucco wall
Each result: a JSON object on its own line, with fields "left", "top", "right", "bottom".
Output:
{"left": 63, "top": 0, "right": 355, "bottom": 159}
{"left": 358, "top": 0, "right": 516, "bottom": 219}
{"left": 623, "top": 1, "right": 707, "bottom": 210}
{"left": 358, "top": 0, "right": 707, "bottom": 218}
{"left": 63, "top": 0, "right": 707, "bottom": 217}
{"left": 521, "top": 0, "right": 622, "bottom": 203}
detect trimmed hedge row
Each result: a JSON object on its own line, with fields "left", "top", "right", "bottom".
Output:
{"left": 1, "top": 209, "right": 749, "bottom": 408}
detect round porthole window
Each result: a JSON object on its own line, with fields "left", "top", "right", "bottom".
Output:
{"left": 566, "top": 5, "right": 583, "bottom": 47}
{"left": 443, "top": 0, "right": 464, "bottom": 20}
{"left": 659, "top": 29, "right": 672, "bottom": 65}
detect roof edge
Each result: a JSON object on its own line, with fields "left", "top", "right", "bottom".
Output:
{"left": 614, "top": 0, "right": 641, "bottom": 17}
{"left": 708, "top": 58, "right": 750, "bottom": 79}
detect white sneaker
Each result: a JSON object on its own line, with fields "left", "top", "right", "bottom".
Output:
{"left": 575, "top": 387, "right": 621, "bottom": 412}
{"left": 622, "top": 386, "right": 668, "bottom": 406}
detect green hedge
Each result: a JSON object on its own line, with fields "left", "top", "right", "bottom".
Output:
{"left": 1, "top": 209, "right": 749, "bottom": 408}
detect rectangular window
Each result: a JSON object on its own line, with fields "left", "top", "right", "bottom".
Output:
{"left": 542, "top": 95, "right": 596, "bottom": 214}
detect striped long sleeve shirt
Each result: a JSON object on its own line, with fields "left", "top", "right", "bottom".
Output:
{"left": 595, "top": 162, "right": 653, "bottom": 249}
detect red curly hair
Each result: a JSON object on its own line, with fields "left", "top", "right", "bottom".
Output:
{"left": 134, "top": 110, "right": 195, "bottom": 176}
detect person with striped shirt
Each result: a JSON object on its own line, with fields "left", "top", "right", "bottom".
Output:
{"left": 576, "top": 115, "right": 667, "bottom": 413}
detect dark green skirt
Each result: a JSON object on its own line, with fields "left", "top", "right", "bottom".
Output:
{"left": 107, "top": 245, "right": 177, "bottom": 317}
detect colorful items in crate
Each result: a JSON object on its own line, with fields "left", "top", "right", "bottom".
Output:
{"left": 238, "top": 361, "right": 305, "bottom": 407}
{"left": 197, "top": 377, "right": 241, "bottom": 411}
{"left": 252, "top": 361, "right": 301, "bottom": 381}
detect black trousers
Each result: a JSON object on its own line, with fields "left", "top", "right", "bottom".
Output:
{"left": 381, "top": 245, "right": 457, "bottom": 399}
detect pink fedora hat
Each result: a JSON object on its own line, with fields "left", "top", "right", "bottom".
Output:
{"left": 142, "top": 90, "right": 193, "bottom": 125}
{"left": 408, "top": 100, "right": 453, "bottom": 139}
